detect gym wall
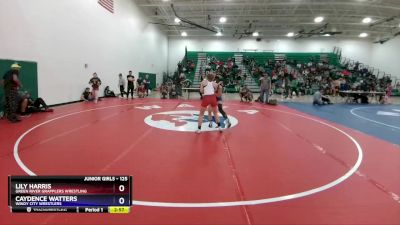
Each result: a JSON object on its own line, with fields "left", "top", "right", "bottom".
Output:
{"left": 0, "top": 0, "right": 168, "bottom": 105}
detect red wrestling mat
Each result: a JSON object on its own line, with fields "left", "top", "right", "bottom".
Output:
{"left": 0, "top": 98, "right": 399, "bottom": 224}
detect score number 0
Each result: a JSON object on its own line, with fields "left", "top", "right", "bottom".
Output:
{"left": 118, "top": 185, "right": 125, "bottom": 205}
{"left": 118, "top": 176, "right": 128, "bottom": 205}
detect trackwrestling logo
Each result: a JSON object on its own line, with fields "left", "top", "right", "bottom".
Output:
{"left": 144, "top": 110, "right": 238, "bottom": 132}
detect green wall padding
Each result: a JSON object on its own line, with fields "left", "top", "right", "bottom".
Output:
{"left": 138, "top": 72, "right": 156, "bottom": 90}
{"left": 0, "top": 59, "right": 38, "bottom": 113}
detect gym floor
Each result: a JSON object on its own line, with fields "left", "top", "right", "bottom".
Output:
{"left": 1, "top": 95, "right": 399, "bottom": 224}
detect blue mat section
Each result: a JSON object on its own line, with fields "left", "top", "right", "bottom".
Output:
{"left": 284, "top": 103, "right": 400, "bottom": 145}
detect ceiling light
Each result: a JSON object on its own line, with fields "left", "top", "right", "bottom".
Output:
{"left": 359, "top": 32, "right": 368, "bottom": 38}
{"left": 314, "top": 16, "right": 324, "bottom": 23}
{"left": 174, "top": 17, "right": 181, "bottom": 23}
{"left": 287, "top": 32, "right": 294, "bottom": 37}
{"left": 252, "top": 32, "right": 259, "bottom": 37}
{"left": 219, "top": 17, "right": 227, "bottom": 23}
{"left": 216, "top": 32, "right": 222, "bottom": 36}
{"left": 323, "top": 34, "right": 331, "bottom": 37}
{"left": 362, "top": 17, "right": 372, "bottom": 23}
{"left": 181, "top": 31, "right": 187, "bottom": 37}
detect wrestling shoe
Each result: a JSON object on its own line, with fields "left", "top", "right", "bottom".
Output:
{"left": 226, "top": 118, "right": 232, "bottom": 128}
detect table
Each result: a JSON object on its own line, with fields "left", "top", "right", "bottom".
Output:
{"left": 182, "top": 87, "right": 200, "bottom": 100}
{"left": 339, "top": 91, "right": 386, "bottom": 104}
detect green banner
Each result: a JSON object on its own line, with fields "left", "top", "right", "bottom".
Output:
{"left": 138, "top": 72, "right": 156, "bottom": 90}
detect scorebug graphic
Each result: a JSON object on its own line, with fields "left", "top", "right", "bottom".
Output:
{"left": 8, "top": 176, "right": 132, "bottom": 213}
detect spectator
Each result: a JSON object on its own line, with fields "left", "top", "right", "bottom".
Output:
{"left": 137, "top": 84, "right": 146, "bottom": 98}
{"left": 143, "top": 77, "right": 150, "bottom": 96}
{"left": 240, "top": 85, "right": 253, "bottom": 102}
{"left": 137, "top": 76, "right": 143, "bottom": 87}
{"left": 89, "top": 72, "right": 102, "bottom": 103}
{"left": 81, "top": 87, "right": 93, "bottom": 101}
{"left": 176, "top": 74, "right": 184, "bottom": 97}
{"left": 257, "top": 73, "right": 271, "bottom": 103}
{"left": 118, "top": 73, "right": 126, "bottom": 98}
{"left": 313, "top": 88, "right": 332, "bottom": 105}
{"left": 2, "top": 63, "right": 22, "bottom": 123}
{"left": 104, "top": 86, "right": 116, "bottom": 97}
{"left": 331, "top": 79, "right": 340, "bottom": 96}
{"left": 386, "top": 83, "right": 393, "bottom": 97}
{"left": 246, "top": 90, "right": 254, "bottom": 102}
{"left": 342, "top": 69, "right": 351, "bottom": 76}
{"left": 19, "top": 91, "right": 53, "bottom": 114}
{"left": 126, "top": 71, "right": 135, "bottom": 99}
{"left": 290, "top": 77, "right": 299, "bottom": 97}
{"left": 160, "top": 83, "right": 168, "bottom": 99}
{"left": 169, "top": 84, "right": 177, "bottom": 99}
{"left": 283, "top": 75, "right": 291, "bottom": 99}
{"left": 384, "top": 83, "right": 393, "bottom": 104}
{"left": 177, "top": 61, "right": 183, "bottom": 74}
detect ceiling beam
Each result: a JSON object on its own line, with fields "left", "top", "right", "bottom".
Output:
{"left": 161, "top": 28, "right": 386, "bottom": 33}
{"left": 166, "top": 34, "right": 374, "bottom": 39}
{"left": 137, "top": 2, "right": 400, "bottom": 11}
{"left": 146, "top": 13, "right": 387, "bottom": 20}
{"left": 150, "top": 21, "right": 395, "bottom": 28}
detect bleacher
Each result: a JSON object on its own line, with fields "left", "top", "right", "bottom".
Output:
{"left": 191, "top": 52, "right": 235, "bottom": 87}
{"left": 337, "top": 52, "right": 399, "bottom": 96}
{"left": 242, "top": 52, "right": 274, "bottom": 66}
{"left": 285, "top": 53, "right": 340, "bottom": 66}
{"left": 185, "top": 51, "right": 197, "bottom": 82}
{"left": 184, "top": 51, "right": 341, "bottom": 93}
{"left": 189, "top": 51, "right": 260, "bottom": 93}
{"left": 241, "top": 52, "right": 340, "bottom": 66}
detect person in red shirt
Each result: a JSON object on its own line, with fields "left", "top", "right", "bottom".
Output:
{"left": 342, "top": 69, "right": 351, "bottom": 76}
{"left": 137, "top": 84, "right": 146, "bottom": 98}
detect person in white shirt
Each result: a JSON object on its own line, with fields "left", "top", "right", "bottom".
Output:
{"left": 118, "top": 73, "right": 126, "bottom": 98}
{"left": 196, "top": 72, "right": 221, "bottom": 133}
